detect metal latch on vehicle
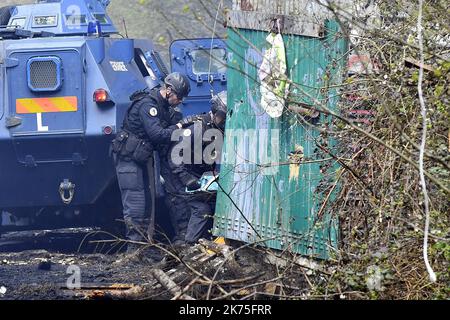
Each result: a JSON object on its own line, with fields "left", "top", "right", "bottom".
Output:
{"left": 59, "top": 179, "right": 75, "bottom": 205}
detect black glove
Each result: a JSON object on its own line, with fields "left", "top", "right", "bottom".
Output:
{"left": 169, "top": 106, "right": 183, "bottom": 124}
{"left": 178, "top": 115, "right": 200, "bottom": 128}
{"left": 186, "top": 177, "right": 201, "bottom": 191}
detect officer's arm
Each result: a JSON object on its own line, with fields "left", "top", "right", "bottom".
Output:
{"left": 169, "top": 106, "right": 183, "bottom": 124}
{"left": 168, "top": 133, "right": 198, "bottom": 187}
{"left": 139, "top": 106, "right": 178, "bottom": 144}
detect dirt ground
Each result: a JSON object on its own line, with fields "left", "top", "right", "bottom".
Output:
{"left": 0, "top": 237, "right": 312, "bottom": 300}
{"left": 0, "top": 250, "right": 148, "bottom": 300}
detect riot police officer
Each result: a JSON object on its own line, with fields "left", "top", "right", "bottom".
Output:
{"left": 111, "top": 72, "right": 196, "bottom": 256}
{"left": 168, "top": 91, "right": 228, "bottom": 244}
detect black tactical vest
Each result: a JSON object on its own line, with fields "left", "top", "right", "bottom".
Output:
{"left": 122, "top": 88, "right": 172, "bottom": 141}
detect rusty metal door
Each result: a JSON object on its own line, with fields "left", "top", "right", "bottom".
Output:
{"left": 214, "top": 17, "right": 348, "bottom": 259}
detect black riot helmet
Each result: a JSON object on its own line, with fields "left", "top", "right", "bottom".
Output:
{"left": 164, "top": 72, "right": 191, "bottom": 99}
{"left": 211, "top": 91, "right": 227, "bottom": 118}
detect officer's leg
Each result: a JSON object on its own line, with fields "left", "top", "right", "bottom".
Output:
{"left": 185, "top": 200, "right": 214, "bottom": 244}
{"left": 115, "top": 159, "right": 148, "bottom": 244}
{"left": 160, "top": 161, "right": 190, "bottom": 240}
{"left": 164, "top": 192, "right": 190, "bottom": 240}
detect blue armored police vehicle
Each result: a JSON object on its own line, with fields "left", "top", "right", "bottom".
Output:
{"left": 0, "top": 0, "right": 226, "bottom": 230}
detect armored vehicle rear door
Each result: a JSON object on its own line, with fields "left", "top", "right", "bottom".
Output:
{"left": 170, "top": 38, "right": 227, "bottom": 116}
{"left": 6, "top": 47, "right": 86, "bottom": 165}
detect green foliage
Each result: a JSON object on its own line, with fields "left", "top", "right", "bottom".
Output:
{"left": 325, "top": 0, "right": 450, "bottom": 300}
{"left": 182, "top": 5, "right": 190, "bottom": 13}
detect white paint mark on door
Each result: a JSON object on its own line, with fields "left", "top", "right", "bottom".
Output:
{"left": 37, "top": 113, "right": 49, "bottom": 132}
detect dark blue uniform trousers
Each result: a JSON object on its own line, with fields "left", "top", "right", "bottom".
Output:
{"left": 115, "top": 158, "right": 149, "bottom": 242}
{"left": 185, "top": 199, "right": 215, "bottom": 244}
{"left": 160, "top": 160, "right": 191, "bottom": 240}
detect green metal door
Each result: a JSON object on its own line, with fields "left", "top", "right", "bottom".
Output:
{"left": 214, "top": 21, "right": 348, "bottom": 259}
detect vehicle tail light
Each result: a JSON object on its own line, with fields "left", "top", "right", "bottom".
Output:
{"left": 93, "top": 89, "right": 110, "bottom": 103}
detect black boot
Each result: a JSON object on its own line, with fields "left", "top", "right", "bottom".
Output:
{"left": 138, "top": 246, "right": 164, "bottom": 264}
{"left": 126, "top": 243, "right": 141, "bottom": 255}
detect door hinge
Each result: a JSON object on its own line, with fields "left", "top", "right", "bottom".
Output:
{"left": 4, "top": 58, "right": 19, "bottom": 68}
{"left": 5, "top": 116, "right": 22, "bottom": 129}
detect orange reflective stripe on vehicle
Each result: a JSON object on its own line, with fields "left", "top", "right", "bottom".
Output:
{"left": 16, "top": 96, "right": 78, "bottom": 114}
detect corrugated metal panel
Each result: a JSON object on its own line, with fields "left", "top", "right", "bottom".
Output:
{"left": 213, "top": 19, "right": 348, "bottom": 259}
{"left": 232, "top": 0, "right": 352, "bottom": 16}
{"left": 228, "top": 1, "right": 353, "bottom": 37}
{"left": 227, "top": 10, "right": 325, "bottom": 37}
